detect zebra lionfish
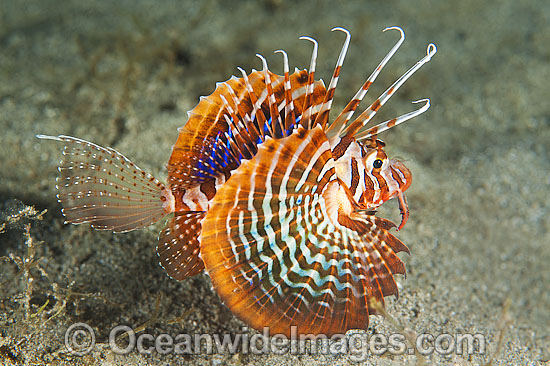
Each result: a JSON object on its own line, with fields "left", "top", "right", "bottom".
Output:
{"left": 39, "top": 27, "right": 436, "bottom": 337}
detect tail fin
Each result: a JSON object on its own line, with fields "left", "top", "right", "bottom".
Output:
{"left": 38, "top": 135, "right": 173, "bottom": 233}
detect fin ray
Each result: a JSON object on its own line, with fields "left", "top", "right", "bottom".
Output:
{"left": 157, "top": 211, "right": 206, "bottom": 280}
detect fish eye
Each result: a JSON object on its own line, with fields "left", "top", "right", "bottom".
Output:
{"left": 373, "top": 159, "right": 383, "bottom": 169}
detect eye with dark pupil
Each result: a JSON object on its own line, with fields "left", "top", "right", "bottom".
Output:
{"left": 373, "top": 159, "right": 383, "bottom": 169}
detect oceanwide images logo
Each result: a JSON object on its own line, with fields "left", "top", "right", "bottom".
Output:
{"left": 65, "top": 323, "right": 486, "bottom": 361}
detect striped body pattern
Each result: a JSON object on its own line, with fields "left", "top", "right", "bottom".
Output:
{"left": 39, "top": 27, "right": 436, "bottom": 336}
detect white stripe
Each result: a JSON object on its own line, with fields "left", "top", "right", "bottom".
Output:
{"left": 227, "top": 186, "right": 242, "bottom": 262}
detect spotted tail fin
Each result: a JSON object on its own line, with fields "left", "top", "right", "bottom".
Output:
{"left": 38, "top": 135, "right": 173, "bottom": 233}
{"left": 200, "top": 125, "right": 408, "bottom": 337}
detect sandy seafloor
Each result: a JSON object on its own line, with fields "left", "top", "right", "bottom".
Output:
{"left": 0, "top": 0, "right": 549, "bottom": 365}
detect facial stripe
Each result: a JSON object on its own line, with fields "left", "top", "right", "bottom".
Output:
{"left": 371, "top": 169, "right": 388, "bottom": 203}
{"left": 364, "top": 164, "right": 380, "bottom": 203}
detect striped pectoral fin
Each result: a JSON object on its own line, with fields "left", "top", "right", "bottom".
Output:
{"left": 201, "top": 125, "right": 409, "bottom": 337}
{"left": 157, "top": 211, "right": 206, "bottom": 280}
{"left": 356, "top": 215, "right": 408, "bottom": 301}
{"left": 328, "top": 185, "right": 409, "bottom": 312}
{"left": 38, "top": 135, "right": 172, "bottom": 233}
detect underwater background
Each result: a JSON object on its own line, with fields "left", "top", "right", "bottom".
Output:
{"left": 0, "top": 0, "right": 548, "bottom": 365}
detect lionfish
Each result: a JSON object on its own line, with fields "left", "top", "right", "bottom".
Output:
{"left": 39, "top": 27, "right": 436, "bottom": 337}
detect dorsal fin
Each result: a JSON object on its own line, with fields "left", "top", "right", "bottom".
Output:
{"left": 167, "top": 69, "right": 325, "bottom": 189}
{"left": 168, "top": 27, "right": 436, "bottom": 194}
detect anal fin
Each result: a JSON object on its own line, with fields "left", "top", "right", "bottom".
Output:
{"left": 157, "top": 211, "right": 206, "bottom": 280}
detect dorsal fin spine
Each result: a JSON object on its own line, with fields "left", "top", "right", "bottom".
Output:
{"left": 326, "top": 27, "right": 405, "bottom": 139}
{"left": 343, "top": 43, "right": 437, "bottom": 137}
{"left": 225, "top": 81, "right": 263, "bottom": 144}
{"left": 355, "top": 99, "right": 431, "bottom": 141}
{"left": 219, "top": 92, "right": 255, "bottom": 158}
{"left": 274, "top": 49, "right": 297, "bottom": 136}
{"left": 257, "top": 54, "right": 283, "bottom": 138}
{"left": 313, "top": 27, "right": 351, "bottom": 130}
{"left": 238, "top": 67, "right": 270, "bottom": 140}
{"left": 298, "top": 36, "right": 318, "bottom": 129}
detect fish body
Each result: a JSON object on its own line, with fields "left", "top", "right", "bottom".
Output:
{"left": 39, "top": 27, "right": 436, "bottom": 336}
